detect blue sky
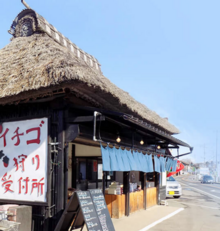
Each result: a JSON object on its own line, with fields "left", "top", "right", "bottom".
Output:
{"left": 0, "top": 0, "right": 220, "bottom": 163}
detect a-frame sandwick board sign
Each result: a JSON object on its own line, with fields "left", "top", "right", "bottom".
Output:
{"left": 54, "top": 191, "right": 85, "bottom": 231}
{"left": 55, "top": 190, "right": 115, "bottom": 231}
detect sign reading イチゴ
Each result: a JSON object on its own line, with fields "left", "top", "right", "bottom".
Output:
{"left": 0, "top": 118, "right": 48, "bottom": 203}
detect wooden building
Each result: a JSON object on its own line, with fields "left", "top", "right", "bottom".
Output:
{"left": 0, "top": 5, "right": 192, "bottom": 231}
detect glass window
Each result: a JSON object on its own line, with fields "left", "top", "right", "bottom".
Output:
{"left": 76, "top": 158, "right": 87, "bottom": 191}
{"left": 77, "top": 159, "right": 86, "bottom": 181}
{"left": 75, "top": 157, "right": 115, "bottom": 191}
{"left": 87, "top": 159, "right": 97, "bottom": 182}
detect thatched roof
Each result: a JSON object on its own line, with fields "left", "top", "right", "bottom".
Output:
{"left": 0, "top": 9, "right": 180, "bottom": 135}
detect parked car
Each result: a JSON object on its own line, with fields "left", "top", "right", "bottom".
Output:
{"left": 201, "top": 175, "right": 214, "bottom": 184}
{"left": 166, "top": 176, "right": 182, "bottom": 198}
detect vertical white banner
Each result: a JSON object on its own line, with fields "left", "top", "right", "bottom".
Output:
{"left": 0, "top": 118, "right": 48, "bottom": 203}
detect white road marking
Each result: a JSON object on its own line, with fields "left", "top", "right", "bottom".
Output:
{"left": 181, "top": 182, "right": 220, "bottom": 200}
{"left": 138, "top": 208, "right": 184, "bottom": 231}
{"left": 211, "top": 190, "right": 216, "bottom": 192}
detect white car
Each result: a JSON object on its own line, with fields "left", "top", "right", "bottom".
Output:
{"left": 166, "top": 176, "right": 182, "bottom": 198}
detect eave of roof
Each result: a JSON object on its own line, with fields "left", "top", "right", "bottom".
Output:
{"left": 67, "top": 105, "right": 192, "bottom": 149}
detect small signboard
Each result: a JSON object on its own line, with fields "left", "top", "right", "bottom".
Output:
{"left": 0, "top": 118, "right": 48, "bottom": 203}
{"left": 76, "top": 191, "right": 102, "bottom": 231}
{"left": 89, "top": 189, "right": 115, "bottom": 231}
{"left": 54, "top": 190, "right": 115, "bottom": 231}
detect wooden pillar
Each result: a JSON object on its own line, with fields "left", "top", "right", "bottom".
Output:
{"left": 44, "top": 118, "right": 52, "bottom": 230}
{"left": 123, "top": 172, "right": 130, "bottom": 216}
{"left": 96, "top": 162, "right": 98, "bottom": 189}
{"left": 57, "top": 110, "right": 64, "bottom": 212}
{"left": 65, "top": 124, "right": 79, "bottom": 189}
{"left": 46, "top": 118, "right": 52, "bottom": 217}
{"left": 155, "top": 172, "right": 160, "bottom": 205}
{"left": 64, "top": 142, "right": 69, "bottom": 209}
{"left": 140, "top": 172, "right": 147, "bottom": 210}
{"left": 105, "top": 173, "right": 108, "bottom": 188}
{"left": 102, "top": 171, "right": 106, "bottom": 194}
{"left": 71, "top": 144, "right": 76, "bottom": 188}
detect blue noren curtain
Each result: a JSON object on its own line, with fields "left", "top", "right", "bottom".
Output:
{"left": 101, "top": 144, "right": 157, "bottom": 173}
{"left": 125, "top": 150, "right": 138, "bottom": 171}
{"left": 165, "top": 158, "right": 172, "bottom": 171}
{"left": 108, "top": 146, "right": 119, "bottom": 171}
{"left": 154, "top": 156, "right": 160, "bottom": 173}
{"left": 171, "top": 159, "right": 178, "bottom": 172}
{"left": 100, "top": 145, "right": 111, "bottom": 171}
{"left": 160, "top": 157, "right": 166, "bottom": 172}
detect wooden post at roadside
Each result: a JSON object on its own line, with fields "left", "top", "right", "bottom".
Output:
{"left": 155, "top": 172, "right": 160, "bottom": 205}
{"left": 141, "top": 172, "right": 147, "bottom": 210}
{"left": 123, "top": 172, "right": 130, "bottom": 216}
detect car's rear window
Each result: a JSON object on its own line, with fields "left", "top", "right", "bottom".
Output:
{"left": 167, "top": 176, "right": 175, "bottom": 181}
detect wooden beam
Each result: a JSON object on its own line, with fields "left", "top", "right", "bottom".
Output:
{"left": 66, "top": 116, "right": 105, "bottom": 123}
{"left": 78, "top": 124, "right": 160, "bottom": 148}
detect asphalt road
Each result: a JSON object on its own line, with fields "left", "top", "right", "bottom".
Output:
{"left": 151, "top": 175, "right": 220, "bottom": 231}
{"left": 180, "top": 176, "right": 220, "bottom": 199}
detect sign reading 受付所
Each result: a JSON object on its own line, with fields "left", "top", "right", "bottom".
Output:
{"left": 0, "top": 118, "right": 48, "bottom": 203}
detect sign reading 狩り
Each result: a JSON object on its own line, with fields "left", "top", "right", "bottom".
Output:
{"left": 0, "top": 118, "right": 48, "bottom": 203}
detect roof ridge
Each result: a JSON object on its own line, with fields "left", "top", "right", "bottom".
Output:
{"left": 8, "top": 9, "right": 101, "bottom": 73}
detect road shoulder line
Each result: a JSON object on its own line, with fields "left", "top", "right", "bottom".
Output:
{"left": 180, "top": 182, "right": 220, "bottom": 200}
{"left": 138, "top": 208, "right": 184, "bottom": 231}
{"left": 181, "top": 202, "right": 220, "bottom": 210}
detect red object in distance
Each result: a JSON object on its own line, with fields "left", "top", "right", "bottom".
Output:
{"left": 93, "top": 161, "right": 98, "bottom": 172}
{"left": 167, "top": 160, "right": 184, "bottom": 177}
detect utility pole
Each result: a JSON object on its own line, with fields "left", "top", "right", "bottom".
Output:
{"left": 216, "top": 131, "right": 218, "bottom": 182}
{"left": 204, "top": 144, "right": 206, "bottom": 165}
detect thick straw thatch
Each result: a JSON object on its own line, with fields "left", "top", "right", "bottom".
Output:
{"left": 0, "top": 10, "right": 180, "bottom": 135}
